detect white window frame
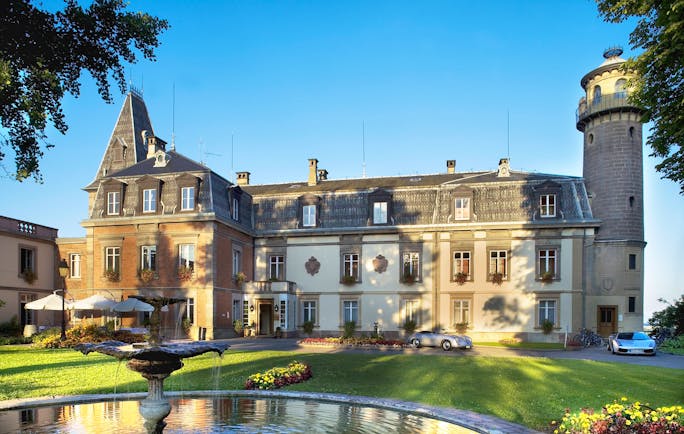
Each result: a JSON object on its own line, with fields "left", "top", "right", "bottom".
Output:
{"left": 269, "top": 255, "right": 285, "bottom": 281}
{"left": 143, "top": 188, "right": 157, "bottom": 213}
{"left": 178, "top": 244, "right": 195, "bottom": 270}
{"left": 69, "top": 253, "right": 81, "bottom": 278}
{"left": 105, "top": 246, "right": 120, "bottom": 273}
{"left": 343, "top": 253, "right": 359, "bottom": 281}
{"left": 303, "top": 300, "right": 316, "bottom": 324}
{"left": 538, "top": 248, "right": 557, "bottom": 277}
{"left": 181, "top": 186, "right": 195, "bottom": 211}
{"left": 453, "top": 251, "right": 471, "bottom": 279}
{"left": 540, "top": 194, "right": 556, "bottom": 218}
{"left": 453, "top": 299, "right": 470, "bottom": 325}
{"left": 107, "top": 191, "right": 120, "bottom": 215}
{"left": 454, "top": 197, "right": 470, "bottom": 220}
{"left": 303, "top": 204, "right": 316, "bottom": 227}
{"left": 489, "top": 250, "right": 507, "bottom": 278}
{"left": 402, "top": 299, "right": 419, "bottom": 324}
{"left": 343, "top": 300, "right": 359, "bottom": 324}
{"left": 538, "top": 300, "right": 556, "bottom": 326}
{"left": 402, "top": 252, "right": 420, "bottom": 279}
{"left": 141, "top": 245, "right": 157, "bottom": 271}
{"left": 232, "top": 197, "right": 239, "bottom": 221}
{"left": 184, "top": 298, "right": 195, "bottom": 324}
{"left": 373, "top": 201, "right": 388, "bottom": 224}
{"left": 233, "top": 248, "right": 242, "bottom": 277}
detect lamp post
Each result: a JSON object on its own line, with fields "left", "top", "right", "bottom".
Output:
{"left": 58, "top": 259, "right": 69, "bottom": 340}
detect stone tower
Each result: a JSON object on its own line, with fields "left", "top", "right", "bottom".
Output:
{"left": 576, "top": 47, "right": 646, "bottom": 334}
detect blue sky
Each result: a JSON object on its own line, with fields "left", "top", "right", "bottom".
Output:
{"left": 1, "top": 0, "right": 681, "bottom": 318}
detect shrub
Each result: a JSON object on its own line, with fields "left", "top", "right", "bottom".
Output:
{"left": 343, "top": 321, "right": 356, "bottom": 339}
{"left": 0, "top": 336, "right": 32, "bottom": 345}
{"left": 0, "top": 315, "right": 21, "bottom": 336}
{"left": 32, "top": 324, "right": 145, "bottom": 349}
{"left": 244, "top": 361, "right": 312, "bottom": 390}
{"left": 302, "top": 320, "right": 315, "bottom": 335}
{"left": 454, "top": 322, "right": 468, "bottom": 334}
{"left": 233, "top": 319, "right": 243, "bottom": 334}
{"left": 402, "top": 319, "right": 417, "bottom": 335}
{"left": 551, "top": 398, "right": 683, "bottom": 434}
{"left": 659, "top": 335, "right": 684, "bottom": 355}
{"left": 649, "top": 295, "right": 684, "bottom": 336}
{"left": 541, "top": 319, "right": 555, "bottom": 334}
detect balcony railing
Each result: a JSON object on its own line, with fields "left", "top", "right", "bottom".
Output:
{"left": 244, "top": 280, "right": 296, "bottom": 294}
{"left": 576, "top": 92, "right": 642, "bottom": 126}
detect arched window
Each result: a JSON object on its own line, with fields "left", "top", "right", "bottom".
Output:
{"left": 592, "top": 85, "right": 602, "bottom": 105}
{"left": 615, "top": 79, "right": 627, "bottom": 99}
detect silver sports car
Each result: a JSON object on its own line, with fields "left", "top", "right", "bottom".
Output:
{"left": 407, "top": 330, "right": 473, "bottom": 351}
{"left": 607, "top": 331, "right": 656, "bottom": 356}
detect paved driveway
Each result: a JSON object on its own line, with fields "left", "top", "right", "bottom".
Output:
{"left": 220, "top": 337, "right": 684, "bottom": 369}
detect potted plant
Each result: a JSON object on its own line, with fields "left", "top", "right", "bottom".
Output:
{"left": 139, "top": 268, "right": 155, "bottom": 284}
{"left": 454, "top": 272, "right": 468, "bottom": 285}
{"left": 541, "top": 319, "right": 555, "bottom": 334}
{"left": 490, "top": 272, "right": 503, "bottom": 285}
{"left": 234, "top": 271, "right": 246, "bottom": 286}
{"left": 454, "top": 322, "right": 469, "bottom": 334}
{"left": 341, "top": 274, "right": 356, "bottom": 285}
{"left": 21, "top": 270, "right": 36, "bottom": 284}
{"left": 402, "top": 270, "right": 416, "bottom": 285}
{"left": 243, "top": 323, "right": 252, "bottom": 337}
{"left": 275, "top": 326, "right": 283, "bottom": 338}
{"left": 233, "top": 319, "right": 243, "bottom": 336}
{"left": 302, "top": 320, "right": 315, "bottom": 336}
{"left": 104, "top": 268, "right": 119, "bottom": 282}
{"left": 541, "top": 271, "right": 555, "bottom": 283}
{"left": 177, "top": 265, "right": 193, "bottom": 281}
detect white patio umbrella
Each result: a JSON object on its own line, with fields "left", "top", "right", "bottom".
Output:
{"left": 25, "top": 292, "right": 73, "bottom": 311}
{"left": 111, "top": 297, "right": 154, "bottom": 312}
{"left": 72, "top": 294, "right": 117, "bottom": 311}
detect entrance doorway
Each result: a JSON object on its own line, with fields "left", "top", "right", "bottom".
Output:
{"left": 597, "top": 306, "right": 617, "bottom": 337}
{"left": 258, "top": 303, "right": 273, "bottom": 335}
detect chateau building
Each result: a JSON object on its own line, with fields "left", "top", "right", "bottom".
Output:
{"left": 55, "top": 49, "right": 645, "bottom": 341}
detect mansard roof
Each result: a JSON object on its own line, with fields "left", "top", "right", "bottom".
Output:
{"left": 110, "top": 151, "right": 208, "bottom": 177}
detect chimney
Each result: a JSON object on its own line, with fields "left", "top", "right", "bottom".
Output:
{"left": 446, "top": 160, "right": 456, "bottom": 174}
{"left": 143, "top": 131, "right": 167, "bottom": 159}
{"left": 236, "top": 171, "right": 250, "bottom": 186}
{"left": 497, "top": 158, "right": 511, "bottom": 177}
{"left": 308, "top": 158, "right": 318, "bottom": 186}
{"left": 317, "top": 169, "right": 328, "bottom": 181}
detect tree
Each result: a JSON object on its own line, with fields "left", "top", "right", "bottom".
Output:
{"left": 596, "top": 0, "right": 684, "bottom": 194}
{"left": 648, "top": 295, "right": 684, "bottom": 336}
{"left": 0, "top": 0, "right": 168, "bottom": 181}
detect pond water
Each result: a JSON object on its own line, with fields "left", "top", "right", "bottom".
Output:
{"left": 0, "top": 396, "right": 478, "bottom": 433}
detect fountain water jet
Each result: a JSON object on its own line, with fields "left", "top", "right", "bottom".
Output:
{"left": 76, "top": 296, "right": 229, "bottom": 433}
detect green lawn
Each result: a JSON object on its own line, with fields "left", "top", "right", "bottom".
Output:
{"left": 0, "top": 345, "right": 682, "bottom": 432}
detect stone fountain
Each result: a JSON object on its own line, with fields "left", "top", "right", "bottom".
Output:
{"left": 76, "top": 296, "right": 229, "bottom": 433}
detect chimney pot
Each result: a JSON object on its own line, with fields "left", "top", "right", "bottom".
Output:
{"left": 308, "top": 158, "right": 319, "bottom": 186}
{"left": 447, "top": 160, "right": 456, "bottom": 174}
{"left": 236, "top": 171, "right": 250, "bottom": 186}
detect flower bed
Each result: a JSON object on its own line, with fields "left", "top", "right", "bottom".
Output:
{"left": 551, "top": 398, "right": 684, "bottom": 433}
{"left": 299, "top": 337, "right": 407, "bottom": 349}
{"left": 244, "top": 361, "right": 312, "bottom": 390}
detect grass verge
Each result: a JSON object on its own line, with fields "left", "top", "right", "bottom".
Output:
{"left": 0, "top": 345, "right": 681, "bottom": 432}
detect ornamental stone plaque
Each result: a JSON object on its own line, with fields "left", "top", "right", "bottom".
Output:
{"left": 373, "top": 255, "right": 388, "bottom": 273}
{"left": 305, "top": 256, "right": 320, "bottom": 276}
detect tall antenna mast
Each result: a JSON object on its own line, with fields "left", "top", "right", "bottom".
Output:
{"left": 231, "top": 133, "right": 234, "bottom": 180}
{"left": 362, "top": 121, "right": 367, "bottom": 178}
{"left": 171, "top": 83, "right": 176, "bottom": 151}
{"left": 507, "top": 109, "right": 510, "bottom": 159}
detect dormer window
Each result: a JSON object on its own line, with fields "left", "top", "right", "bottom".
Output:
{"left": 454, "top": 198, "right": 470, "bottom": 220}
{"left": 143, "top": 189, "right": 157, "bottom": 213}
{"left": 299, "top": 194, "right": 321, "bottom": 228}
{"left": 107, "top": 191, "right": 120, "bottom": 215}
{"left": 540, "top": 194, "right": 556, "bottom": 218}
{"left": 181, "top": 187, "right": 195, "bottom": 211}
{"left": 232, "top": 197, "right": 240, "bottom": 221}
{"left": 303, "top": 205, "right": 316, "bottom": 227}
{"left": 369, "top": 189, "right": 392, "bottom": 226}
{"left": 373, "top": 202, "right": 387, "bottom": 224}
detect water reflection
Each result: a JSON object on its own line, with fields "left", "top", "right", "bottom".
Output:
{"left": 1, "top": 397, "right": 476, "bottom": 433}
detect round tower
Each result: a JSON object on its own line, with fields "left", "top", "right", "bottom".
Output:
{"left": 576, "top": 48, "right": 646, "bottom": 335}
{"left": 577, "top": 47, "right": 644, "bottom": 242}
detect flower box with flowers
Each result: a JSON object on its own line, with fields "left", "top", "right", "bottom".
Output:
{"left": 177, "top": 266, "right": 193, "bottom": 281}
{"left": 341, "top": 274, "right": 357, "bottom": 285}
{"left": 138, "top": 268, "right": 156, "bottom": 284}
{"left": 21, "top": 270, "right": 37, "bottom": 284}
{"left": 490, "top": 272, "right": 504, "bottom": 285}
{"left": 104, "top": 268, "right": 119, "bottom": 282}
{"left": 454, "top": 272, "right": 468, "bottom": 285}
{"left": 540, "top": 271, "right": 555, "bottom": 283}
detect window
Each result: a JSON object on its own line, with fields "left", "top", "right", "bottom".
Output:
{"left": 143, "top": 188, "right": 157, "bottom": 213}
{"left": 592, "top": 85, "right": 602, "bottom": 104}
{"left": 107, "top": 191, "right": 120, "bottom": 215}
{"left": 628, "top": 296, "right": 636, "bottom": 313}
{"left": 615, "top": 79, "right": 627, "bottom": 98}
{"left": 343, "top": 253, "right": 359, "bottom": 281}
{"left": 453, "top": 299, "right": 470, "bottom": 325}
{"left": 269, "top": 255, "right": 285, "bottom": 281}
{"left": 453, "top": 251, "right": 471, "bottom": 279}
{"left": 402, "top": 252, "right": 420, "bottom": 281}
{"left": 243, "top": 300, "right": 249, "bottom": 328}
{"left": 233, "top": 249, "right": 241, "bottom": 276}
{"left": 232, "top": 197, "right": 239, "bottom": 221}
{"left": 232, "top": 299, "right": 241, "bottom": 324}
{"left": 402, "top": 299, "right": 419, "bottom": 324}
{"left": 540, "top": 194, "right": 556, "bottom": 217}
{"left": 539, "top": 300, "right": 556, "bottom": 326}
{"left": 69, "top": 253, "right": 81, "bottom": 278}
{"left": 105, "top": 247, "right": 120, "bottom": 273}
{"left": 343, "top": 300, "right": 359, "bottom": 323}
{"left": 628, "top": 254, "right": 637, "bottom": 270}
{"left": 181, "top": 187, "right": 195, "bottom": 211}
{"left": 179, "top": 244, "right": 195, "bottom": 270}
{"left": 184, "top": 298, "right": 195, "bottom": 324}
{"left": 303, "top": 301, "right": 316, "bottom": 323}
{"left": 538, "top": 248, "right": 557, "bottom": 278}
{"left": 489, "top": 250, "right": 507, "bottom": 278}
{"left": 373, "top": 201, "right": 388, "bottom": 224}
{"left": 141, "top": 245, "right": 157, "bottom": 271}
{"left": 454, "top": 198, "right": 470, "bottom": 220}
{"left": 20, "top": 247, "right": 34, "bottom": 274}
{"left": 280, "top": 300, "right": 287, "bottom": 329}
{"left": 303, "top": 204, "right": 316, "bottom": 227}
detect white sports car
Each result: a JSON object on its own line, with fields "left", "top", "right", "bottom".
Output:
{"left": 407, "top": 330, "right": 473, "bottom": 351}
{"left": 607, "top": 331, "right": 656, "bottom": 356}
